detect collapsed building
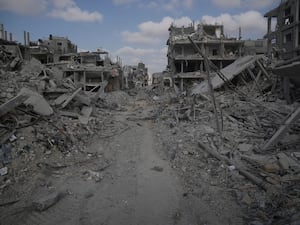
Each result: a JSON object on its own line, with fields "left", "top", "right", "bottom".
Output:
{"left": 30, "top": 35, "right": 77, "bottom": 64}
{"left": 57, "top": 51, "right": 122, "bottom": 92}
{"left": 1, "top": 4, "right": 300, "bottom": 224}
{"left": 265, "top": 0, "right": 300, "bottom": 103}
{"left": 166, "top": 23, "right": 268, "bottom": 91}
{"left": 123, "top": 62, "right": 149, "bottom": 89}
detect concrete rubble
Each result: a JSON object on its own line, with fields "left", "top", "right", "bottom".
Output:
{"left": 0, "top": 42, "right": 131, "bottom": 222}
{"left": 1, "top": 2, "right": 300, "bottom": 224}
{"left": 149, "top": 53, "right": 300, "bottom": 224}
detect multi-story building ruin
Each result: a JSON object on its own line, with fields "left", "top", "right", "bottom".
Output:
{"left": 265, "top": 0, "right": 300, "bottom": 60}
{"left": 265, "top": 0, "right": 300, "bottom": 103}
{"left": 30, "top": 35, "right": 77, "bottom": 64}
{"left": 167, "top": 23, "right": 244, "bottom": 88}
{"left": 123, "top": 62, "right": 149, "bottom": 88}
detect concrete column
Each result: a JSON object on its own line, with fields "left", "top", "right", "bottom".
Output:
{"left": 4, "top": 31, "right": 7, "bottom": 41}
{"left": 283, "top": 76, "right": 292, "bottom": 104}
{"left": 24, "top": 31, "right": 27, "bottom": 46}
{"left": 83, "top": 71, "right": 86, "bottom": 91}
{"left": 181, "top": 61, "right": 184, "bottom": 73}
{"left": 26, "top": 32, "right": 30, "bottom": 46}
{"left": 221, "top": 41, "right": 225, "bottom": 58}
{"left": 295, "top": 0, "right": 300, "bottom": 49}
{"left": 101, "top": 72, "right": 104, "bottom": 83}
{"left": 267, "top": 17, "right": 272, "bottom": 58}
{"left": 180, "top": 78, "right": 184, "bottom": 91}
{"left": 9, "top": 33, "right": 13, "bottom": 41}
{"left": 0, "top": 24, "right": 4, "bottom": 39}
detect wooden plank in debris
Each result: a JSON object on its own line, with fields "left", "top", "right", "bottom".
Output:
{"left": 0, "top": 94, "right": 29, "bottom": 117}
{"left": 57, "top": 110, "right": 79, "bottom": 119}
{"left": 263, "top": 106, "right": 300, "bottom": 150}
{"left": 256, "top": 59, "right": 271, "bottom": 82}
{"left": 246, "top": 68, "right": 263, "bottom": 95}
{"left": 251, "top": 70, "right": 262, "bottom": 92}
{"left": 198, "top": 141, "right": 271, "bottom": 191}
{"left": 188, "top": 36, "right": 221, "bottom": 135}
{"left": 61, "top": 88, "right": 82, "bottom": 109}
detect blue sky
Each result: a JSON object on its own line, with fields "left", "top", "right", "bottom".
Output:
{"left": 0, "top": 0, "right": 280, "bottom": 74}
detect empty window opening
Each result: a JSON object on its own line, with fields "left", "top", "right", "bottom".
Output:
{"left": 284, "top": 33, "right": 292, "bottom": 43}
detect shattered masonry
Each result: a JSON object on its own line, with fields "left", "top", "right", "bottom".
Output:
{"left": 0, "top": 1, "right": 300, "bottom": 224}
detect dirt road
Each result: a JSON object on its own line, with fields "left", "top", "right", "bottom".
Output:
{"left": 1, "top": 97, "right": 243, "bottom": 225}
{"left": 5, "top": 101, "right": 193, "bottom": 225}
{"left": 77, "top": 115, "right": 193, "bottom": 225}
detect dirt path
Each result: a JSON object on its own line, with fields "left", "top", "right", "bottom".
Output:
{"left": 78, "top": 111, "right": 193, "bottom": 225}
{"left": 9, "top": 102, "right": 194, "bottom": 225}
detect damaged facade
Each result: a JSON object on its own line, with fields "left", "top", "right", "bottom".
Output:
{"left": 30, "top": 35, "right": 77, "bottom": 64}
{"left": 166, "top": 23, "right": 269, "bottom": 91}
{"left": 61, "top": 51, "right": 122, "bottom": 92}
{"left": 123, "top": 62, "right": 149, "bottom": 89}
{"left": 1, "top": 5, "right": 300, "bottom": 225}
{"left": 265, "top": 0, "right": 300, "bottom": 103}
{"left": 167, "top": 23, "right": 244, "bottom": 90}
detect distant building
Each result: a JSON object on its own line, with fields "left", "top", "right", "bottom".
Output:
{"left": 167, "top": 23, "right": 245, "bottom": 90}
{"left": 265, "top": 0, "right": 300, "bottom": 104}
{"left": 123, "top": 62, "right": 149, "bottom": 88}
{"left": 167, "top": 23, "right": 244, "bottom": 75}
{"left": 265, "top": 0, "right": 300, "bottom": 60}
{"left": 30, "top": 35, "right": 77, "bottom": 63}
{"left": 244, "top": 39, "right": 268, "bottom": 55}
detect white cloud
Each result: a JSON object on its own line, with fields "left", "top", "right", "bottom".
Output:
{"left": 0, "top": 0, "right": 103, "bottom": 22}
{"left": 140, "top": 1, "right": 159, "bottom": 8}
{"left": 163, "top": 0, "right": 195, "bottom": 11}
{"left": 0, "top": 0, "right": 47, "bottom": 15}
{"left": 202, "top": 11, "right": 267, "bottom": 38}
{"left": 51, "top": 0, "right": 74, "bottom": 8}
{"left": 122, "top": 16, "right": 193, "bottom": 45}
{"left": 138, "top": 0, "right": 194, "bottom": 11}
{"left": 113, "top": 0, "right": 137, "bottom": 5}
{"left": 212, "top": 0, "right": 279, "bottom": 9}
{"left": 116, "top": 47, "right": 168, "bottom": 74}
{"left": 212, "top": 0, "right": 240, "bottom": 8}
{"left": 48, "top": 0, "right": 103, "bottom": 22}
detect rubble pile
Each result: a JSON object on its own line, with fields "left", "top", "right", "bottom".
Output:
{"left": 0, "top": 54, "right": 126, "bottom": 205}
{"left": 154, "top": 64, "right": 300, "bottom": 225}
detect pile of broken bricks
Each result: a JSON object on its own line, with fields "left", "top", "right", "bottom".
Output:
{"left": 153, "top": 60, "right": 300, "bottom": 225}
{"left": 0, "top": 56, "right": 114, "bottom": 189}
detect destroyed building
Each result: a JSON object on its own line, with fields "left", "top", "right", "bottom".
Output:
{"left": 167, "top": 23, "right": 244, "bottom": 89}
{"left": 30, "top": 35, "right": 77, "bottom": 64}
{"left": 265, "top": 0, "right": 300, "bottom": 103}
{"left": 166, "top": 23, "right": 270, "bottom": 91}
{"left": 1, "top": 6, "right": 300, "bottom": 225}
{"left": 55, "top": 50, "right": 122, "bottom": 92}
{"left": 265, "top": 0, "right": 300, "bottom": 60}
{"left": 123, "top": 62, "right": 149, "bottom": 89}
{"left": 0, "top": 24, "right": 24, "bottom": 71}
